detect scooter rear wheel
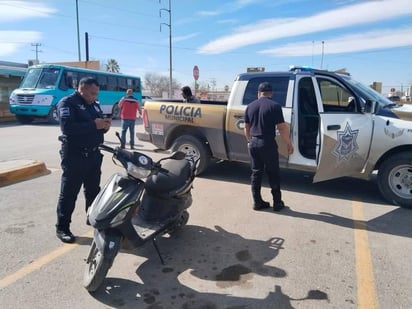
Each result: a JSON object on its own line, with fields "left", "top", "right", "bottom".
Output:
{"left": 83, "top": 240, "right": 114, "bottom": 292}
{"left": 167, "top": 210, "right": 189, "bottom": 236}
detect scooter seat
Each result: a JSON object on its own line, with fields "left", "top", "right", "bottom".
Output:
{"left": 145, "top": 159, "right": 192, "bottom": 198}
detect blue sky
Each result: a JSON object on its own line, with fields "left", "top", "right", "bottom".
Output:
{"left": 0, "top": 0, "right": 411, "bottom": 95}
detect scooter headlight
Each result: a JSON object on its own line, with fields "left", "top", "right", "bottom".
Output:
{"left": 127, "top": 162, "right": 151, "bottom": 178}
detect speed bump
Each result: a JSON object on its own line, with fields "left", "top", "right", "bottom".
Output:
{"left": 0, "top": 160, "right": 50, "bottom": 187}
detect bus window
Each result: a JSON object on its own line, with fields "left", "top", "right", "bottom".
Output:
{"left": 127, "top": 78, "right": 140, "bottom": 92}
{"left": 20, "top": 68, "right": 42, "bottom": 88}
{"left": 97, "top": 74, "right": 108, "bottom": 90}
{"left": 37, "top": 68, "right": 60, "bottom": 89}
{"left": 107, "top": 76, "right": 117, "bottom": 91}
{"left": 118, "top": 77, "right": 127, "bottom": 91}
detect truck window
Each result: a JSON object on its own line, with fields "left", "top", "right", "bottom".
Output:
{"left": 317, "top": 78, "right": 356, "bottom": 112}
{"left": 242, "top": 76, "right": 289, "bottom": 106}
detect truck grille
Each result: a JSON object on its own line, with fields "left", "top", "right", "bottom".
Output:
{"left": 16, "top": 94, "right": 35, "bottom": 104}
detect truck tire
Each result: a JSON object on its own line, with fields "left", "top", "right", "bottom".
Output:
{"left": 47, "top": 105, "right": 59, "bottom": 124}
{"left": 171, "top": 135, "right": 211, "bottom": 175}
{"left": 16, "top": 115, "right": 34, "bottom": 124}
{"left": 377, "top": 151, "right": 412, "bottom": 209}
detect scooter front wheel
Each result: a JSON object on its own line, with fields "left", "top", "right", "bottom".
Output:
{"left": 83, "top": 240, "right": 115, "bottom": 292}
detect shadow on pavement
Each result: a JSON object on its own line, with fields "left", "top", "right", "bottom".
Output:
{"left": 201, "top": 160, "right": 388, "bottom": 206}
{"left": 89, "top": 225, "right": 329, "bottom": 308}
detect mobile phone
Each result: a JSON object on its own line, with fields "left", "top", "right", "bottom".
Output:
{"left": 103, "top": 114, "right": 112, "bottom": 119}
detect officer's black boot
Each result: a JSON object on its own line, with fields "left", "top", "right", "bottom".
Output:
{"left": 252, "top": 188, "right": 270, "bottom": 210}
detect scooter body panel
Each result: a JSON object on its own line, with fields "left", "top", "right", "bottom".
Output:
{"left": 88, "top": 173, "right": 144, "bottom": 229}
{"left": 93, "top": 229, "right": 122, "bottom": 260}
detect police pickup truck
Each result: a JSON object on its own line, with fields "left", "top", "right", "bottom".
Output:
{"left": 137, "top": 67, "right": 412, "bottom": 209}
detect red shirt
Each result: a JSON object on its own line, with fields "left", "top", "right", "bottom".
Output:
{"left": 119, "top": 96, "right": 141, "bottom": 120}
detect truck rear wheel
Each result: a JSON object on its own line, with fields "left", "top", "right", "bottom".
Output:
{"left": 171, "top": 135, "right": 211, "bottom": 175}
{"left": 377, "top": 151, "right": 412, "bottom": 209}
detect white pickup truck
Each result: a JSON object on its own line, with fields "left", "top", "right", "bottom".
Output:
{"left": 138, "top": 67, "right": 412, "bottom": 209}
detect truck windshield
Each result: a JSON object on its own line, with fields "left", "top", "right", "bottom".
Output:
{"left": 20, "top": 67, "right": 61, "bottom": 89}
{"left": 342, "top": 75, "right": 393, "bottom": 108}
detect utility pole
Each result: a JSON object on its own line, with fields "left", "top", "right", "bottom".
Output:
{"left": 31, "top": 43, "right": 42, "bottom": 62}
{"left": 76, "top": 0, "right": 81, "bottom": 61}
{"left": 160, "top": 0, "right": 172, "bottom": 99}
{"left": 321, "top": 41, "right": 325, "bottom": 69}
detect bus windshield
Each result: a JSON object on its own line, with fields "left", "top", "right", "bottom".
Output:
{"left": 20, "top": 67, "right": 61, "bottom": 89}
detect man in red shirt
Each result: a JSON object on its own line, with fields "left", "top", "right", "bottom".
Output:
{"left": 119, "top": 88, "right": 141, "bottom": 149}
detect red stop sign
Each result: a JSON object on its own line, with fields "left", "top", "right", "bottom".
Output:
{"left": 193, "top": 65, "right": 199, "bottom": 81}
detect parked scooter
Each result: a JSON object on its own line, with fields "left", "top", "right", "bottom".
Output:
{"left": 83, "top": 135, "right": 197, "bottom": 292}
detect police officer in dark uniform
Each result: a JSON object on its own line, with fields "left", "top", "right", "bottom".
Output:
{"left": 55, "top": 77, "right": 111, "bottom": 243}
{"left": 244, "top": 82, "right": 293, "bottom": 211}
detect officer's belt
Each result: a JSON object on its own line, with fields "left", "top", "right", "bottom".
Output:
{"left": 80, "top": 147, "right": 99, "bottom": 153}
{"left": 68, "top": 146, "right": 99, "bottom": 154}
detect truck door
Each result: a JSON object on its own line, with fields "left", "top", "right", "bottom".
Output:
{"left": 313, "top": 76, "right": 373, "bottom": 182}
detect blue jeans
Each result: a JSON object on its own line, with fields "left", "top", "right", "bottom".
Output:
{"left": 120, "top": 119, "right": 136, "bottom": 146}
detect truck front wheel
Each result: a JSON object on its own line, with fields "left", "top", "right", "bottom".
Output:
{"left": 377, "top": 151, "right": 412, "bottom": 209}
{"left": 171, "top": 135, "right": 211, "bottom": 175}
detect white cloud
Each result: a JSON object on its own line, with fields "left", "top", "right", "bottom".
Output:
{"left": 173, "top": 33, "right": 199, "bottom": 43}
{"left": 0, "top": 1, "right": 56, "bottom": 22}
{"left": 198, "top": 0, "right": 412, "bottom": 54}
{"left": 259, "top": 27, "right": 412, "bottom": 56}
{"left": 0, "top": 31, "right": 43, "bottom": 56}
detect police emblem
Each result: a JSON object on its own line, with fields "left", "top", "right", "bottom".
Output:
{"left": 332, "top": 123, "right": 359, "bottom": 162}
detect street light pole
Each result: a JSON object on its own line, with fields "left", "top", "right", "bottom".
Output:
{"left": 160, "top": 0, "right": 172, "bottom": 99}
{"left": 76, "top": 0, "right": 81, "bottom": 61}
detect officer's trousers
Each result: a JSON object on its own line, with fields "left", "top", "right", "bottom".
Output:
{"left": 56, "top": 149, "right": 103, "bottom": 230}
{"left": 248, "top": 137, "right": 282, "bottom": 203}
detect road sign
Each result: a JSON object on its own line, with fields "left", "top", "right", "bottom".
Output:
{"left": 193, "top": 65, "right": 199, "bottom": 81}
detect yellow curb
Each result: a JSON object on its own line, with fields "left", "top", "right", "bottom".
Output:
{"left": 0, "top": 160, "right": 50, "bottom": 187}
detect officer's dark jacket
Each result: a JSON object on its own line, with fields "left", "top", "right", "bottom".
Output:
{"left": 244, "top": 96, "right": 284, "bottom": 141}
{"left": 57, "top": 91, "right": 105, "bottom": 149}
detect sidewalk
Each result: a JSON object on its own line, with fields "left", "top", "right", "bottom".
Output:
{"left": 0, "top": 160, "right": 49, "bottom": 187}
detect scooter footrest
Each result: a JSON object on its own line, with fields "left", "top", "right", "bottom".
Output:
{"left": 131, "top": 215, "right": 166, "bottom": 240}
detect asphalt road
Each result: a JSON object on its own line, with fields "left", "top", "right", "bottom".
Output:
{"left": 0, "top": 119, "right": 411, "bottom": 309}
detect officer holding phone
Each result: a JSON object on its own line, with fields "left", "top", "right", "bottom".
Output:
{"left": 55, "top": 77, "right": 111, "bottom": 243}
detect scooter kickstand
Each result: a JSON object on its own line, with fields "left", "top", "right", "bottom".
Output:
{"left": 152, "top": 238, "right": 165, "bottom": 265}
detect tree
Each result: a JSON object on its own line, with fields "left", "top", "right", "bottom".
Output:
{"left": 105, "top": 59, "right": 120, "bottom": 72}
{"left": 144, "top": 72, "right": 180, "bottom": 98}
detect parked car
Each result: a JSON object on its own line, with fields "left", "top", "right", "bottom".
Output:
{"left": 388, "top": 95, "right": 401, "bottom": 102}
{"left": 142, "top": 95, "right": 153, "bottom": 106}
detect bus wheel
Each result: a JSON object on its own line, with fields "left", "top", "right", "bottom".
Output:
{"left": 16, "top": 115, "right": 34, "bottom": 124}
{"left": 112, "top": 103, "right": 120, "bottom": 119}
{"left": 47, "top": 106, "right": 59, "bottom": 124}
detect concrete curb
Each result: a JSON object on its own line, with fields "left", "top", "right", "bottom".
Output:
{"left": 0, "top": 160, "right": 50, "bottom": 187}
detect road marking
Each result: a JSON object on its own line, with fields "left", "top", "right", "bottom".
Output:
{"left": 353, "top": 201, "right": 378, "bottom": 309}
{"left": 0, "top": 230, "right": 93, "bottom": 290}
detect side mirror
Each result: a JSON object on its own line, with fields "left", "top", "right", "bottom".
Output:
{"left": 364, "top": 99, "right": 377, "bottom": 114}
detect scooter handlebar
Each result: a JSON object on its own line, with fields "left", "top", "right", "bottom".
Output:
{"left": 99, "top": 144, "right": 115, "bottom": 154}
